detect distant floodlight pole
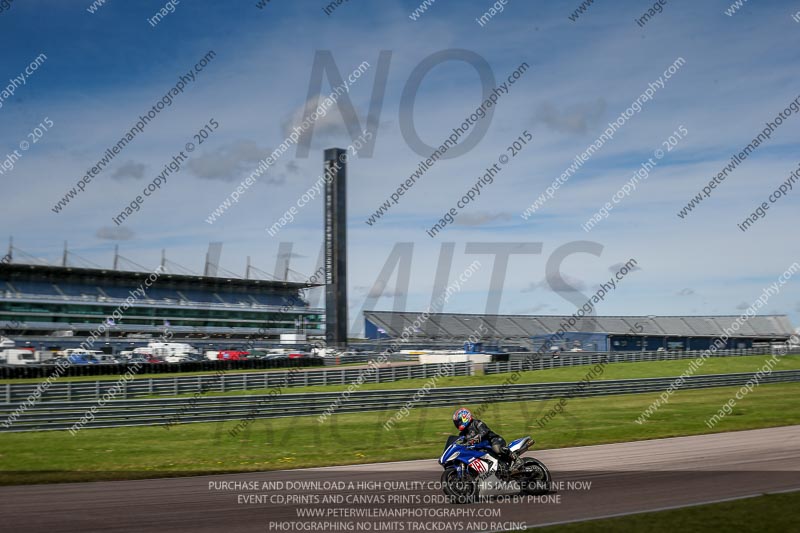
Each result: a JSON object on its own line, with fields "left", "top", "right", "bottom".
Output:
{"left": 324, "top": 148, "right": 348, "bottom": 349}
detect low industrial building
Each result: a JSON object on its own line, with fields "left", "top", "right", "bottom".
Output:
{"left": 364, "top": 311, "right": 796, "bottom": 352}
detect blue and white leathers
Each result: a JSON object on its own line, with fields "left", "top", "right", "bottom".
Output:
{"left": 439, "top": 436, "right": 533, "bottom": 478}
{"left": 439, "top": 434, "right": 551, "bottom": 503}
{"left": 439, "top": 439, "right": 499, "bottom": 479}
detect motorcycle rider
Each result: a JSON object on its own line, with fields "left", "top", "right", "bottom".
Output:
{"left": 452, "top": 407, "right": 523, "bottom": 474}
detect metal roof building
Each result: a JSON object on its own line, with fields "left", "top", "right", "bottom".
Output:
{"left": 364, "top": 311, "right": 796, "bottom": 352}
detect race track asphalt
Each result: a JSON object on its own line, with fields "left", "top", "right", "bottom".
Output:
{"left": 1, "top": 425, "right": 798, "bottom": 532}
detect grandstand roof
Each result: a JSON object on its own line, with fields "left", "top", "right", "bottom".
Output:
{"left": 0, "top": 263, "right": 322, "bottom": 292}
{"left": 364, "top": 311, "right": 796, "bottom": 339}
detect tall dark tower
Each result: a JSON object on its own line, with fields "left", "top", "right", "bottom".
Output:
{"left": 324, "top": 148, "right": 347, "bottom": 348}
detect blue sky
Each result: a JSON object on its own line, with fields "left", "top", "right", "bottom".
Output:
{"left": 1, "top": 0, "right": 800, "bottom": 335}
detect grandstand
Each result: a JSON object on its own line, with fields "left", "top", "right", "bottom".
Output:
{"left": 0, "top": 262, "right": 324, "bottom": 349}
{"left": 364, "top": 311, "right": 796, "bottom": 352}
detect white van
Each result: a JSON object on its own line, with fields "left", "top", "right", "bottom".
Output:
{"left": 1, "top": 348, "right": 38, "bottom": 365}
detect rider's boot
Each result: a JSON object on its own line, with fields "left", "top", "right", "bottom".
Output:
{"left": 508, "top": 451, "right": 524, "bottom": 473}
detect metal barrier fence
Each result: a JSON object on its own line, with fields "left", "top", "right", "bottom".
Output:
{"left": 322, "top": 353, "right": 419, "bottom": 365}
{"left": 2, "top": 369, "right": 798, "bottom": 432}
{"left": 1, "top": 362, "right": 472, "bottom": 403}
{"left": 485, "top": 347, "right": 772, "bottom": 374}
{"left": 0, "top": 358, "right": 325, "bottom": 379}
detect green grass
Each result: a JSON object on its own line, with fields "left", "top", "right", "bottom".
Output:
{"left": 532, "top": 491, "right": 800, "bottom": 532}
{"left": 1, "top": 381, "right": 798, "bottom": 485}
{"left": 142, "top": 353, "right": 800, "bottom": 398}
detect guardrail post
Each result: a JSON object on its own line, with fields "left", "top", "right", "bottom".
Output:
{"left": 243, "top": 373, "right": 248, "bottom": 391}
{"left": 95, "top": 380, "right": 100, "bottom": 399}
{"left": 68, "top": 381, "right": 72, "bottom": 401}
{"left": 123, "top": 380, "right": 128, "bottom": 399}
{"left": 149, "top": 378, "right": 154, "bottom": 395}
{"left": 174, "top": 377, "right": 178, "bottom": 396}
{"left": 221, "top": 374, "right": 226, "bottom": 392}
{"left": 5, "top": 383, "right": 9, "bottom": 403}
{"left": 391, "top": 366, "right": 396, "bottom": 382}
{"left": 304, "top": 370, "right": 309, "bottom": 387}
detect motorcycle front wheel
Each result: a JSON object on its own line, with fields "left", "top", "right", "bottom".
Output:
{"left": 441, "top": 466, "right": 480, "bottom": 504}
{"left": 518, "top": 458, "right": 552, "bottom": 495}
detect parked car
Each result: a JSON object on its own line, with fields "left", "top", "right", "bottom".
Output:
{"left": 67, "top": 353, "right": 100, "bottom": 365}
{"left": 217, "top": 350, "right": 249, "bottom": 361}
{"left": 131, "top": 353, "right": 164, "bottom": 364}
{"left": 246, "top": 349, "right": 270, "bottom": 359}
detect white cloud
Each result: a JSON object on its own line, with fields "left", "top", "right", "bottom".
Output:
{"left": 111, "top": 161, "right": 146, "bottom": 181}
{"left": 96, "top": 227, "right": 135, "bottom": 241}
{"left": 454, "top": 212, "right": 513, "bottom": 226}
{"left": 532, "top": 98, "right": 607, "bottom": 135}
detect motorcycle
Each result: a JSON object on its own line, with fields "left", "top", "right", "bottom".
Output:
{"left": 438, "top": 435, "right": 551, "bottom": 503}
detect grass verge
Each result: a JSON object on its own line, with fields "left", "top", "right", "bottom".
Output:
{"left": 1, "top": 381, "right": 798, "bottom": 485}
{"left": 152, "top": 353, "right": 800, "bottom": 398}
{"left": 531, "top": 490, "right": 800, "bottom": 532}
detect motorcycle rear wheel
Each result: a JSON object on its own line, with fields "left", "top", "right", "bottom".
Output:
{"left": 518, "top": 458, "right": 552, "bottom": 495}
